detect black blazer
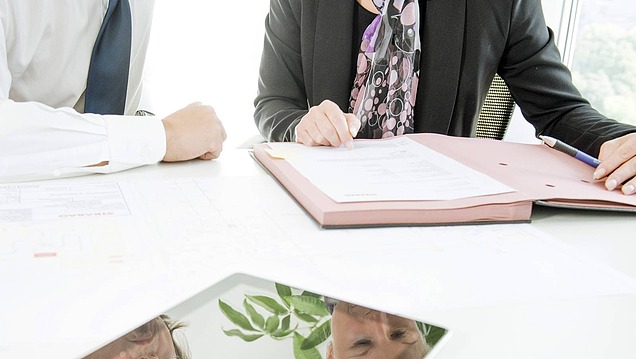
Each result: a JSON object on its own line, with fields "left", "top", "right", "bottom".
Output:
{"left": 254, "top": 0, "right": 635, "bottom": 155}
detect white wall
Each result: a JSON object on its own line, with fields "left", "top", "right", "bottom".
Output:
{"left": 144, "top": 2, "right": 270, "bottom": 149}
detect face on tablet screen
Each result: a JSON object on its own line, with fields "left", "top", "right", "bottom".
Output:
{"left": 83, "top": 316, "right": 180, "bottom": 359}
{"left": 326, "top": 299, "right": 428, "bottom": 359}
{"left": 85, "top": 275, "right": 449, "bottom": 359}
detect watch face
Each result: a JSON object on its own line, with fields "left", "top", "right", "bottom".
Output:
{"left": 86, "top": 273, "right": 450, "bottom": 359}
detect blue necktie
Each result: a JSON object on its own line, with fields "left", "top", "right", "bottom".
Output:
{"left": 85, "top": 0, "right": 132, "bottom": 115}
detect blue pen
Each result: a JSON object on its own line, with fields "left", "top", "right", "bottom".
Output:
{"left": 539, "top": 135, "right": 601, "bottom": 168}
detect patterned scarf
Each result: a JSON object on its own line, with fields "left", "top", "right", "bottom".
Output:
{"left": 349, "top": 0, "right": 421, "bottom": 139}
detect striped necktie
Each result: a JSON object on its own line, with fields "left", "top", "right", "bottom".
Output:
{"left": 84, "top": 0, "right": 132, "bottom": 115}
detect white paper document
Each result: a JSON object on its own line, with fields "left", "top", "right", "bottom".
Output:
{"left": 0, "top": 182, "right": 130, "bottom": 223}
{"left": 267, "top": 137, "right": 515, "bottom": 202}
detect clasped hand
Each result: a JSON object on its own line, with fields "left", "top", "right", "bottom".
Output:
{"left": 161, "top": 102, "right": 227, "bottom": 162}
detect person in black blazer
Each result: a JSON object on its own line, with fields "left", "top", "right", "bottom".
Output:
{"left": 254, "top": 0, "right": 636, "bottom": 195}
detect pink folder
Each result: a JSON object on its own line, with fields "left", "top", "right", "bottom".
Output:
{"left": 253, "top": 134, "right": 636, "bottom": 228}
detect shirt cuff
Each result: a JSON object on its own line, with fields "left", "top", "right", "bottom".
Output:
{"left": 103, "top": 115, "right": 166, "bottom": 165}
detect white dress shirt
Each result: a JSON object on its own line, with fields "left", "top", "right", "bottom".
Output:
{"left": 0, "top": 0, "right": 165, "bottom": 182}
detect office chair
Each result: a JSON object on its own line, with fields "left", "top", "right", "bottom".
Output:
{"left": 475, "top": 74, "right": 516, "bottom": 140}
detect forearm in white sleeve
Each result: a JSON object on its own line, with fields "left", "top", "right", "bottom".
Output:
{"left": 0, "top": 100, "right": 166, "bottom": 182}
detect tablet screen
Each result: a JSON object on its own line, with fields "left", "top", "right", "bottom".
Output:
{"left": 85, "top": 274, "right": 450, "bottom": 359}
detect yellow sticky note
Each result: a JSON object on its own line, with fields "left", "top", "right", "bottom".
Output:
{"left": 265, "top": 148, "right": 299, "bottom": 160}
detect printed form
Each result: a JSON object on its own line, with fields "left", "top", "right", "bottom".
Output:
{"left": 0, "top": 182, "right": 130, "bottom": 223}
{"left": 267, "top": 137, "right": 515, "bottom": 202}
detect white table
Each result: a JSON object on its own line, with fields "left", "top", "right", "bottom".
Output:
{"left": 1, "top": 150, "right": 635, "bottom": 358}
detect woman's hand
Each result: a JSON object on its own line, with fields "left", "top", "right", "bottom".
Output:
{"left": 295, "top": 100, "right": 361, "bottom": 149}
{"left": 594, "top": 133, "right": 636, "bottom": 195}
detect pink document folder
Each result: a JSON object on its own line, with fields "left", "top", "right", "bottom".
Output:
{"left": 253, "top": 134, "right": 636, "bottom": 227}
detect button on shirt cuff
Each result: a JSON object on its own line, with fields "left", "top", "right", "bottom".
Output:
{"left": 104, "top": 115, "right": 166, "bottom": 168}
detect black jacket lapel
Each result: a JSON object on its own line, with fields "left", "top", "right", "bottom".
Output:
{"left": 416, "top": 0, "right": 466, "bottom": 134}
{"left": 312, "top": 0, "right": 354, "bottom": 110}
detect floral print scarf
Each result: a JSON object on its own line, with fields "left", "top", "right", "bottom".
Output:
{"left": 349, "top": 0, "right": 421, "bottom": 139}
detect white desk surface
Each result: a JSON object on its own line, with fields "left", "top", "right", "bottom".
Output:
{"left": 1, "top": 149, "right": 635, "bottom": 359}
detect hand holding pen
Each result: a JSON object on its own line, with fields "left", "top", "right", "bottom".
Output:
{"left": 540, "top": 133, "right": 636, "bottom": 195}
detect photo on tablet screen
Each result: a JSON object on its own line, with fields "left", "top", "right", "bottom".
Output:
{"left": 84, "top": 273, "right": 450, "bottom": 358}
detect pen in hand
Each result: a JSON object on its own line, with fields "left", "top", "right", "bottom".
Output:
{"left": 539, "top": 135, "right": 602, "bottom": 168}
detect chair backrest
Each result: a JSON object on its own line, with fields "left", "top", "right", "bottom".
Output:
{"left": 475, "top": 74, "right": 516, "bottom": 140}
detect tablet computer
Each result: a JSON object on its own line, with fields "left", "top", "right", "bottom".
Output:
{"left": 85, "top": 273, "right": 451, "bottom": 359}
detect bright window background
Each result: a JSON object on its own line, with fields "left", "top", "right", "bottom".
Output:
{"left": 505, "top": 0, "right": 636, "bottom": 143}
{"left": 570, "top": 0, "right": 636, "bottom": 126}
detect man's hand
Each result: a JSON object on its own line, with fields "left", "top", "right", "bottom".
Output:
{"left": 594, "top": 133, "right": 636, "bottom": 195}
{"left": 161, "top": 102, "right": 227, "bottom": 162}
{"left": 296, "top": 100, "right": 361, "bottom": 149}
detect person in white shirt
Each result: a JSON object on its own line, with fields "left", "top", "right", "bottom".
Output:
{"left": 0, "top": 0, "right": 227, "bottom": 182}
